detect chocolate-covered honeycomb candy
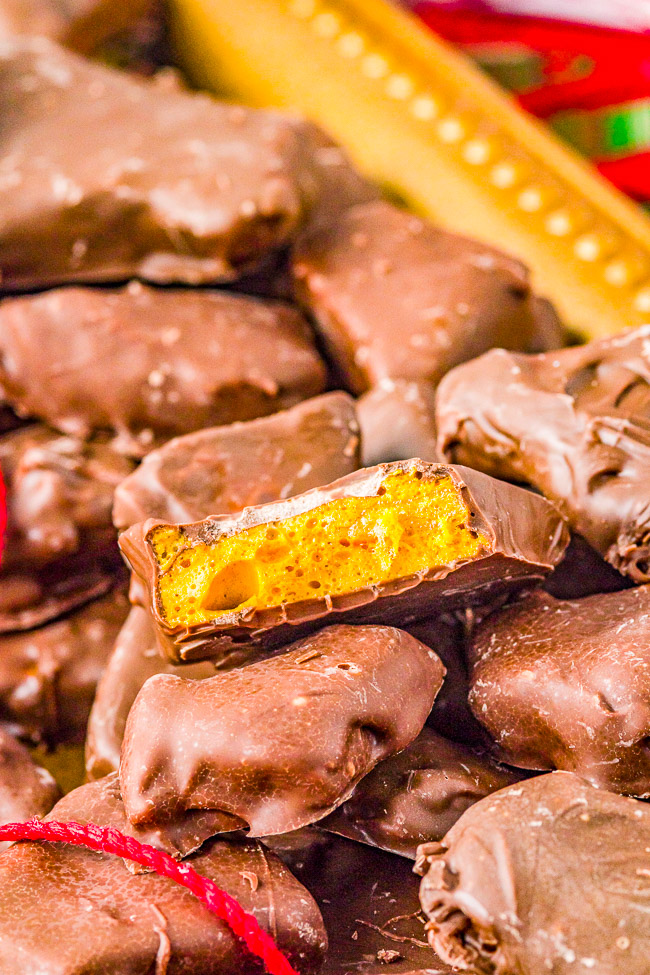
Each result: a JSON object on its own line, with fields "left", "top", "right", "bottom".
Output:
{"left": 0, "top": 425, "right": 132, "bottom": 631}
{"left": 469, "top": 585, "right": 650, "bottom": 797}
{"left": 416, "top": 771, "right": 650, "bottom": 975}
{"left": 0, "top": 285, "right": 326, "bottom": 457}
{"left": 0, "top": 586, "right": 129, "bottom": 746}
{"left": 0, "top": 38, "right": 371, "bottom": 290}
{"left": 0, "top": 728, "right": 60, "bottom": 848}
{"left": 322, "top": 726, "right": 521, "bottom": 858}
{"left": 0, "top": 774, "right": 327, "bottom": 975}
{"left": 120, "top": 460, "right": 568, "bottom": 665}
{"left": 292, "top": 200, "right": 564, "bottom": 393}
{"left": 113, "top": 392, "right": 359, "bottom": 530}
{"left": 357, "top": 379, "right": 440, "bottom": 466}
{"left": 120, "top": 624, "right": 444, "bottom": 855}
{"left": 436, "top": 325, "right": 650, "bottom": 582}
{"left": 85, "top": 606, "right": 216, "bottom": 781}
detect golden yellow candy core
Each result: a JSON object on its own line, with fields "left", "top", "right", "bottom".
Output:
{"left": 151, "top": 471, "right": 486, "bottom": 627}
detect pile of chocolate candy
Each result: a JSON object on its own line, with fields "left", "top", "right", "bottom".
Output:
{"left": 0, "top": 3, "right": 649, "bottom": 974}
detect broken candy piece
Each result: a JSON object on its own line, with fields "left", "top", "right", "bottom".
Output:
{"left": 120, "top": 459, "right": 568, "bottom": 664}
{"left": 416, "top": 771, "right": 650, "bottom": 975}
{"left": 0, "top": 774, "right": 326, "bottom": 975}
{"left": 120, "top": 624, "right": 444, "bottom": 852}
{"left": 0, "top": 285, "right": 325, "bottom": 456}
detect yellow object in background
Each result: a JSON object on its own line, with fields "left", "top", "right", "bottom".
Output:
{"left": 169, "top": 0, "right": 650, "bottom": 340}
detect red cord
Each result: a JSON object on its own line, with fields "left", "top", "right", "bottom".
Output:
{"left": 0, "top": 819, "right": 300, "bottom": 975}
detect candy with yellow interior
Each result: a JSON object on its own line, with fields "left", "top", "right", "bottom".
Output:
{"left": 119, "top": 459, "right": 570, "bottom": 664}
{"left": 153, "top": 470, "right": 485, "bottom": 628}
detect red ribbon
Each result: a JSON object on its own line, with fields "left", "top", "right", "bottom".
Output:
{"left": 0, "top": 819, "right": 300, "bottom": 975}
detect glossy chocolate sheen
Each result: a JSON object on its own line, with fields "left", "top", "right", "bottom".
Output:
{"left": 0, "top": 424, "right": 132, "bottom": 572}
{"left": 407, "top": 614, "right": 487, "bottom": 748}
{"left": 120, "top": 624, "right": 444, "bottom": 855}
{"left": 0, "top": 424, "right": 130, "bottom": 630}
{"left": 321, "top": 727, "right": 521, "bottom": 858}
{"left": 113, "top": 392, "right": 359, "bottom": 530}
{"left": 86, "top": 606, "right": 217, "bottom": 781}
{"left": 0, "top": 39, "right": 371, "bottom": 291}
{"left": 0, "top": 586, "right": 129, "bottom": 746}
{"left": 357, "top": 379, "right": 440, "bottom": 467}
{"left": 469, "top": 586, "right": 650, "bottom": 796}
{"left": 292, "top": 200, "right": 564, "bottom": 393}
{"left": 0, "top": 285, "right": 325, "bottom": 457}
{"left": 0, "top": 0, "right": 152, "bottom": 54}
{"left": 0, "top": 728, "right": 60, "bottom": 849}
{"left": 543, "top": 533, "right": 632, "bottom": 600}
{"left": 436, "top": 326, "right": 650, "bottom": 582}
{"left": 416, "top": 771, "right": 650, "bottom": 975}
{"left": 0, "top": 774, "right": 326, "bottom": 975}
{"left": 120, "top": 459, "right": 568, "bottom": 665}
{"left": 271, "top": 830, "right": 454, "bottom": 975}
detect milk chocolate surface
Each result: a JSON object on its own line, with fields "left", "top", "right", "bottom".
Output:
{"left": 322, "top": 727, "right": 521, "bottom": 858}
{"left": 86, "top": 606, "right": 216, "bottom": 780}
{"left": 0, "top": 285, "right": 325, "bottom": 457}
{"left": 543, "top": 533, "right": 632, "bottom": 600}
{"left": 120, "top": 460, "right": 568, "bottom": 665}
{"left": 0, "top": 586, "right": 129, "bottom": 745}
{"left": 293, "top": 200, "right": 564, "bottom": 393}
{"left": 0, "top": 421, "right": 130, "bottom": 630}
{"left": 0, "top": 0, "right": 152, "bottom": 54}
{"left": 436, "top": 326, "right": 650, "bottom": 581}
{"left": 416, "top": 771, "right": 650, "bottom": 975}
{"left": 274, "top": 831, "right": 454, "bottom": 975}
{"left": 0, "top": 774, "right": 326, "bottom": 975}
{"left": 113, "top": 392, "right": 359, "bottom": 530}
{"left": 0, "top": 39, "right": 369, "bottom": 291}
{"left": 120, "top": 625, "right": 444, "bottom": 854}
{"left": 469, "top": 586, "right": 650, "bottom": 796}
{"left": 357, "top": 380, "right": 440, "bottom": 467}
{"left": 0, "top": 728, "right": 60, "bottom": 848}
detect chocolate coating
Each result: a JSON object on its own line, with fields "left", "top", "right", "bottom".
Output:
{"left": 543, "top": 533, "right": 632, "bottom": 599}
{"left": 407, "top": 614, "right": 487, "bottom": 747}
{"left": 121, "top": 460, "right": 568, "bottom": 665}
{"left": 0, "top": 38, "right": 369, "bottom": 290}
{"left": 293, "top": 200, "right": 564, "bottom": 393}
{"left": 0, "top": 284, "right": 325, "bottom": 457}
{"left": 86, "top": 606, "right": 216, "bottom": 780}
{"left": 469, "top": 586, "right": 650, "bottom": 796}
{"left": 322, "top": 727, "right": 521, "bottom": 858}
{"left": 113, "top": 391, "right": 359, "bottom": 529}
{"left": 274, "top": 830, "right": 453, "bottom": 975}
{"left": 0, "top": 728, "right": 60, "bottom": 849}
{"left": 120, "top": 624, "right": 444, "bottom": 854}
{"left": 416, "top": 771, "right": 650, "bottom": 975}
{"left": 0, "top": 586, "right": 129, "bottom": 745}
{"left": 436, "top": 327, "right": 650, "bottom": 581}
{"left": 0, "top": 423, "right": 130, "bottom": 630}
{"left": 0, "top": 0, "right": 152, "bottom": 54}
{"left": 0, "top": 774, "right": 326, "bottom": 975}
{"left": 357, "top": 379, "right": 440, "bottom": 467}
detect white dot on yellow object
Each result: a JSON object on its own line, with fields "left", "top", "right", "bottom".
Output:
{"left": 574, "top": 234, "right": 603, "bottom": 261}
{"left": 634, "top": 287, "right": 650, "bottom": 313}
{"left": 490, "top": 161, "right": 520, "bottom": 189}
{"left": 517, "top": 186, "right": 546, "bottom": 213}
{"left": 545, "top": 209, "right": 574, "bottom": 236}
{"left": 385, "top": 74, "right": 414, "bottom": 100}
{"left": 437, "top": 116, "right": 465, "bottom": 143}
{"left": 410, "top": 94, "right": 441, "bottom": 121}
{"left": 337, "top": 32, "right": 364, "bottom": 58}
{"left": 362, "top": 53, "right": 389, "bottom": 79}
{"left": 462, "top": 138, "right": 492, "bottom": 165}
{"left": 313, "top": 11, "right": 340, "bottom": 37}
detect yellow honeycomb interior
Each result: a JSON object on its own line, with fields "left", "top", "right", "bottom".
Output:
{"left": 151, "top": 470, "right": 487, "bottom": 627}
